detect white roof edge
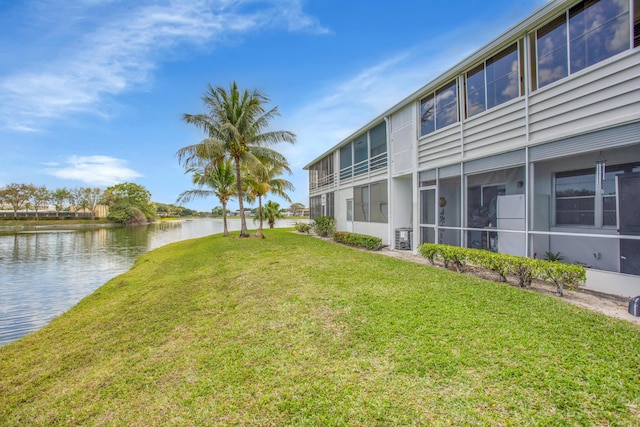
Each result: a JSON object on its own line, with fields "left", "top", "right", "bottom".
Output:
{"left": 303, "top": 0, "right": 569, "bottom": 170}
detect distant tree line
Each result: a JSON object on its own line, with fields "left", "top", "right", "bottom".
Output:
{"left": 0, "top": 182, "right": 191, "bottom": 224}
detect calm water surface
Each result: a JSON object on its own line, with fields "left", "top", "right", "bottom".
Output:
{"left": 0, "top": 218, "right": 299, "bottom": 346}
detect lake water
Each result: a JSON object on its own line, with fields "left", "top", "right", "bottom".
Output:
{"left": 0, "top": 218, "right": 301, "bottom": 346}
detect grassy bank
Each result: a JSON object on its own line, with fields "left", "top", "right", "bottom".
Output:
{"left": 1, "top": 229, "right": 639, "bottom": 425}
{"left": 0, "top": 218, "right": 112, "bottom": 227}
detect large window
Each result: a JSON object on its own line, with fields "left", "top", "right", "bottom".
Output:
{"left": 369, "top": 121, "right": 387, "bottom": 170}
{"left": 555, "top": 162, "right": 640, "bottom": 227}
{"left": 308, "top": 154, "right": 334, "bottom": 191}
{"left": 309, "top": 192, "right": 335, "bottom": 219}
{"left": 354, "top": 180, "right": 388, "bottom": 223}
{"left": 339, "top": 144, "right": 352, "bottom": 180}
{"left": 339, "top": 121, "right": 388, "bottom": 179}
{"left": 309, "top": 195, "right": 323, "bottom": 219}
{"left": 466, "top": 43, "right": 521, "bottom": 118}
{"left": 533, "top": 0, "right": 632, "bottom": 89}
{"left": 420, "top": 80, "right": 458, "bottom": 136}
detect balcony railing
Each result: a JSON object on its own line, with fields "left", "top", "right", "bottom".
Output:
{"left": 338, "top": 152, "right": 388, "bottom": 183}
{"left": 309, "top": 172, "right": 336, "bottom": 192}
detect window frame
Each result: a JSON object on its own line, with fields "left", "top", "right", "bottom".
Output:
{"left": 419, "top": 79, "right": 458, "bottom": 137}
{"left": 531, "top": 0, "right": 633, "bottom": 91}
{"left": 465, "top": 42, "right": 521, "bottom": 119}
{"left": 354, "top": 180, "right": 388, "bottom": 223}
{"left": 554, "top": 161, "right": 640, "bottom": 228}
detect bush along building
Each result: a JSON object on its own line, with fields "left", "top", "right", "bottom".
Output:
{"left": 305, "top": 0, "right": 640, "bottom": 298}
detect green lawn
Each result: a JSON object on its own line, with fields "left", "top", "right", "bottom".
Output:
{"left": 1, "top": 229, "right": 639, "bottom": 426}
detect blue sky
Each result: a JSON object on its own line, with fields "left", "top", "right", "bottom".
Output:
{"left": 0, "top": 0, "right": 547, "bottom": 212}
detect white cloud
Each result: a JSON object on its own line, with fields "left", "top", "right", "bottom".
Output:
{"left": 45, "top": 155, "right": 142, "bottom": 186}
{"left": 0, "top": 0, "right": 330, "bottom": 132}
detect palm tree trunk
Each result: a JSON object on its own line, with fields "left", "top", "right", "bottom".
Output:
{"left": 256, "top": 195, "right": 264, "bottom": 237}
{"left": 222, "top": 201, "right": 229, "bottom": 237}
{"left": 234, "top": 156, "right": 249, "bottom": 237}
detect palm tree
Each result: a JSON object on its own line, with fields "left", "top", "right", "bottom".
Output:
{"left": 176, "top": 160, "right": 236, "bottom": 236}
{"left": 245, "top": 161, "right": 294, "bottom": 238}
{"left": 181, "top": 82, "right": 296, "bottom": 237}
{"left": 261, "top": 200, "right": 285, "bottom": 228}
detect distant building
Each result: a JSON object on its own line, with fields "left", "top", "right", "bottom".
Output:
{"left": 305, "top": 0, "right": 640, "bottom": 297}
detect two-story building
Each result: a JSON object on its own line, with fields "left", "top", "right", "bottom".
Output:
{"left": 305, "top": 0, "right": 640, "bottom": 298}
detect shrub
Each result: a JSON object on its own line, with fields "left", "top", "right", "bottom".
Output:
{"left": 507, "top": 256, "right": 542, "bottom": 288}
{"left": 311, "top": 216, "right": 336, "bottom": 237}
{"left": 418, "top": 243, "right": 438, "bottom": 265}
{"left": 107, "top": 206, "right": 147, "bottom": 224}
{"left": 333, "top": 232, "right": 382, "bottom": 250}
{"left": 540, "top": 261, "right": 586, "bottom": 296}
{"left": 417, "top": 243, "right": 586, "bottom": 296}
{"left": 294, "top": 222, "right": 312, "bottom": 233}
{"left": 471, "top": 251, "right": 510, "bottom": 282}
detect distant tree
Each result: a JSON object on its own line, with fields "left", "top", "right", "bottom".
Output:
{"left": 77, "top": 192, "right": 91, "bottom": 214}
{"left": 0, "top": 183, "right": 32, "bottom": 217}
{"left": 289, "top": 202, "right": 305, "bottom": 216}
{"left": 262, "top": 200, "right": 285, "bottom": 228}
{"left": 211, "top": 206, "right": 223, "bottom": 217}
{"left": 67, "top": 187, "right": 83, "bottom": 217}
{"left": 80, "top": 187, "right": 103, "bottom": 218}
{"left": 51, "top": 188, "right": 71, "bottom": 216}
{"left": 28, "top": 185, "right": 50, "bottom": 218}
{"left": 102, "top": 182, "right": 155, "bottom": 224}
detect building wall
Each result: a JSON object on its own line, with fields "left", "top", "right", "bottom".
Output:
{"left": 305, "top": 0, "right": 640, "bottom": 289}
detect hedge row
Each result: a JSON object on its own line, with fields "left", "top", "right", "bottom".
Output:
{"left": 418, "top": 243, "right": 586, "bottom": 296}
{"left": 333, "top": 231, "right": 383, "bottom": 250}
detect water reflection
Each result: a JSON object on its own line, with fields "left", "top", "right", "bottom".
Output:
{"left": 0, "top": 218, "right": 299, "bottom": 345}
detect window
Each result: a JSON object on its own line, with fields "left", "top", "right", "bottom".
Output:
{"left": 555, "top": 169, "right": 595, "bottom": 226}
{"left": 354, "top": 181, "right": 388, "bottom": 223}
{"left": 486, "top": 44, "right": 520, "bottom": 109}
{"left": 308, "top": 154, "right": 334, "bottom": 191}
{"left": 354, "top": 185, "right": 369, "bottom": 222}
{"left": 310, "top": 195, "right": 323, "bottom": 219}
{"left": 465, "top": 43, "right": 520, "bottom": 118}
{"left": 533, "top": 0, "right": 632, "bottom": 89}
{"left": 635, "top": 0, "right": 640, "bottom": 47}
{"left": 369, "top": 122, "right": 387, "bottom": 157}
{"left": 339, "top": 144, "right": 352, "bottom": 180}
{"left": 339, "top": 122, "right": 388, "bottom": 178}
{"left": 569, "top": 0, "right": 630, "bottom": 73}
{"left": 466, "top": 64, "right": 486, "bottom": 117}
{"left": 555, "top": 162, "right": 640, "bottom": 227}
{"left": 353, "top": 134, "right": 368, "bottom": 176}
{"left": 420, "top": 80, "right": 458, "bottom": 136}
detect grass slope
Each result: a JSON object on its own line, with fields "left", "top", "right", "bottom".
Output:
{"left": 1, "top": 229, "right": 639, "bottom": 426}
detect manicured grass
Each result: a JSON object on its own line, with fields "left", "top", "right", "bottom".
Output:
{"left": 1, "top": 229, "right": 639, "bottom": 426}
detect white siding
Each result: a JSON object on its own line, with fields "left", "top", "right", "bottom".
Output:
{"left": 462, "top": 98, "right": 527, "bottom": 160}
{"left": 529, "top": 50, "right": 640, "bottom": 144}
{"left": 391, "top": 104, "right": 415, "bottom": 177}
{"left": 417, "top": 125, "right": 461, "bottom": 170}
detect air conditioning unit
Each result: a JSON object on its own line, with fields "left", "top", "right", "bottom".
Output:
{"left": 395, "top": 228, "right": 413, "bottom": 250}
